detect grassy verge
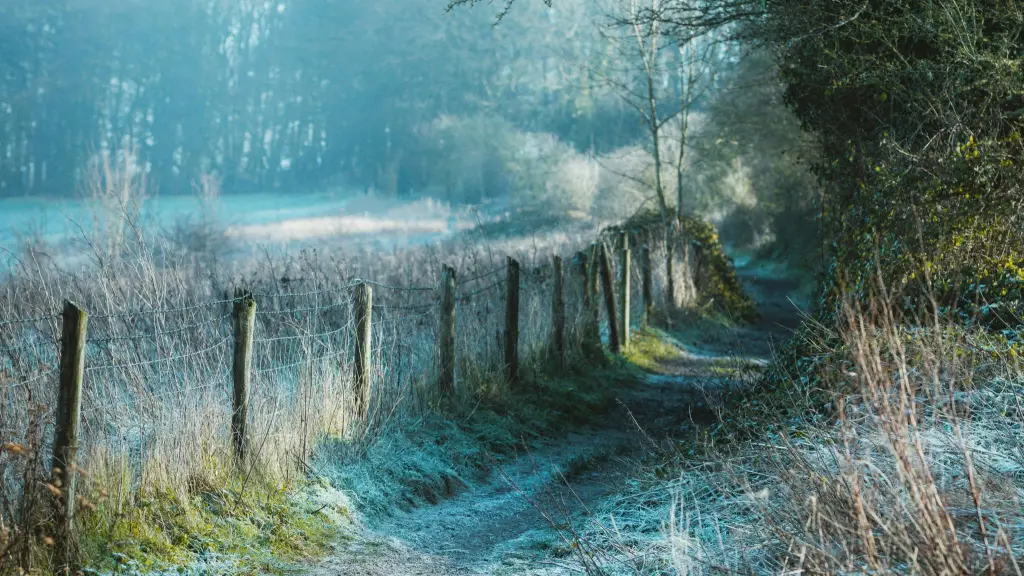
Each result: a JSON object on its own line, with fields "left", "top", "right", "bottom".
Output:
{"left": 573, "top": 296, "right": 1024, "bottom": 575}
{"left": 314, "top": 358, "right": 637, "bottom": 520}
{"left": 75, "top": 475, "right": 349, "bottom": 575}
{"left": 622, "top": 327, "right": 684, "bottom": 372}
{"left": 65, "top": 353, "right": 639, "bottom": 575}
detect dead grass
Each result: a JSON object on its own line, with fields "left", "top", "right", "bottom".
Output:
{"left": 0, "top": 149, "right": 712, "bottom": 573}
{"left": 566, "top": 287, "right": 1024, "bottom": 575}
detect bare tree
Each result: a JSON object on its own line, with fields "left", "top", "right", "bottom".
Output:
{"left": 672, "top": 32, "right": 721, "bottom": 218}
{"left": 593, "top": 0, "right": 721, "bottom": 305}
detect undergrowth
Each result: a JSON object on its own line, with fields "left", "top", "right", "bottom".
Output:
{"left": 572, "top": 284, "right": 1024, "bottom": 575}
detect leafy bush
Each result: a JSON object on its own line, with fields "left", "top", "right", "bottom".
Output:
{"left": 758, "top": 0, "right": 1024, "bottom": 320}
{"left": 412, "top": 113, "right": 601, "bottom": 215}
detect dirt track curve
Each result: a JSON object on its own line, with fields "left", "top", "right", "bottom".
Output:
{"left": 311, "top": 265, "right": 804, "bottom": 576}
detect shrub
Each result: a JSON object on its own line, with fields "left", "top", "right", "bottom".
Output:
{"left": 756, "top": 0, "right": 1024, "bottom": 319}
{"left": 412, "top": 113, "right": 600, "bottom": 215}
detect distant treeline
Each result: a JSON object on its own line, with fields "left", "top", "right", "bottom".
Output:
{"left": 0, "top": 0, "right": 645, "bottom": 199}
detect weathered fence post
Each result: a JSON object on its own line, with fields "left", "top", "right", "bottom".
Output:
{"left": 619, "top": 233, "right": 631, "bottom": 351}
{"left": 551, "top": 255, "right": 565, "bottom": 368}
{"left": 598, "top": 243, "right": 621, "bottom": 354}
{"left": 353, "top": 282, "right": 373, "bottom": 420}
{"left": 54, "top": 300, "right": 87, "bottom": 573}
{"left": 576, "top": 250, "right": 590, "bottom": 310}
{"left": 504, "top": 257, "right": 520, "bottom": 385}
{"left": 588, "top": 243, "right": 601, "bottom": 343}
{"left": 692, "top": 241, "right": 704, "bottom": 295}
{"left": 232, "top": 289, "right": 256, "bottom": 464}
{"left": 439, "top": 264, "right": 456, "bottom": 396}
{"left": 577, "top": 250, "right": 598, "bottom": 352}
{"left": 666, "top": 223, "right": 677, "bottom": 309}
{"left": 641, "top": 244, "right": 653, "bottom": 328}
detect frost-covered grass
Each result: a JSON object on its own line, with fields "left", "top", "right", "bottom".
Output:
{"left": 0, "top": 164, "right": 706, "bottom": 573}
{"left": 570, "top": 295, "right": 1024, "bottom": 575}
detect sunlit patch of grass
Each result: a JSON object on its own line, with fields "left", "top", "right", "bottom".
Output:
{"left": 75, "top": 473, "right": 350, "bottom": 575}
{"left": 624, "top": 328, "right": 683, "bottom": 372}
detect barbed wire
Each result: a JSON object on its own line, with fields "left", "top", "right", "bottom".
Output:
{"left": 249, "top": 281, "right": 361, "bottom": 299}
{"left": 85, "top": 337, "right": 230, "bottom": 372}
{"left": 372, "top": 302, "right": 436, "bottom": 312}
{"left": 256, "top": 300, "right": 347, "bottom": 316}
{"left": 0, "top": 367, "right": 56, "bottom": 391}
{"left": 252, "top": 322, "right": 350, "bottom": 345}
{"left": 456, "top": 278, "right": 506, "bottom": 302}
{"left": 253, "top": 346, "right": 350, "bottom": 376}
{"left": 253, "top": 315, "right": 356, "bottom": 345}
{"left": 361, "top": 279, "right": 435, "bottom": 293}
{"left": 377, "top": 307, "right": 437, "bottom": 323}
{"left": 88, "top": 313, "right": 232, "bottom": 343}
{"left": 0, "top": 339, "right": 57, "bottom": 355}
{"left": 136, "top": 381, "right": 226, "bottom": 402}
{"left": 91, "top": 297, "right": 235, "bottom": 321}
{"left": 0, "top": 313, "right": 60, "bottom": 327}
{"left": 457, "top": 265, "right": 505, "bottom": 284}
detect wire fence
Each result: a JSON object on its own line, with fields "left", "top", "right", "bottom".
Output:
{"left": 0, "top": 221, "right": 700, "bottom": 552}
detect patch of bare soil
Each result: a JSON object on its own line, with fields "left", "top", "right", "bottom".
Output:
{"left": 310, "top": 265, "right": 805, "bottom": 576}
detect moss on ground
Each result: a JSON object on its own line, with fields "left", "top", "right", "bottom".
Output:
{"left": 624, "top": 328, "right": 684, "bottom": 371}
{"left": 75, "top": 473, "right": 351, "bottom": 575}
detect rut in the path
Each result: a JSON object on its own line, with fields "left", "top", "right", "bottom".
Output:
{"left": 312, "top": 269, "right": 803, "bottom": 576}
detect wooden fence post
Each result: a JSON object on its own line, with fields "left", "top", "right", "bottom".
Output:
{"left": 54, "top": 300, "right": 87, "bottom": 573}
{"left": 576, "top": 250, "right": 590, "bottom": 311}
{"left": 504, "top": 257, "right": 520, "bottom": 385}
{"left": 232, "top": 289, "right": 256, "bottom": 464}
{"left": 551, "top": 255, "right": 565, "bottom": 368}
{"left": 666, "top": 223, "right": 677, "bottom": 309}
{"left": 587, "top": 243, "right": 601, "bottom": 344}
{"left": 353, "top": 282, "right": 373, "bottom": 420}
{"left": 598, "top": 243, "right": 621, "bottom": 354}
{"left": 641, "top": 244, "right": 653, "bottom": 328}
{"left": 576, "top": 250, "right": 596, "bottom": 353}
{"left": 438, "top": 264, "right": 456, "bottom": 396}
{"left": 619, "top": 232, "right": 631, "bottom": 351}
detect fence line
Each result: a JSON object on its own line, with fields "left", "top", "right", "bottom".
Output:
{"left": 0, "top": 220, "right": 698, "bottom": 566}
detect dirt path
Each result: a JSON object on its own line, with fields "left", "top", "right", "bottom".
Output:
{"left": 313, "top": 267, "right": 804, "bottom": 576}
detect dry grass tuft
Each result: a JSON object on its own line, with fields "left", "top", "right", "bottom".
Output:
{"left": 571, "top": 287, "right": 1024, "bottom": 575}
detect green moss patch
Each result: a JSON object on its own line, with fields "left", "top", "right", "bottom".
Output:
{"left": 623, "top": 328, "right": 684, "bottom": 371}
{"left": 75, "top": 474, "right": 352, "bottom": 575}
